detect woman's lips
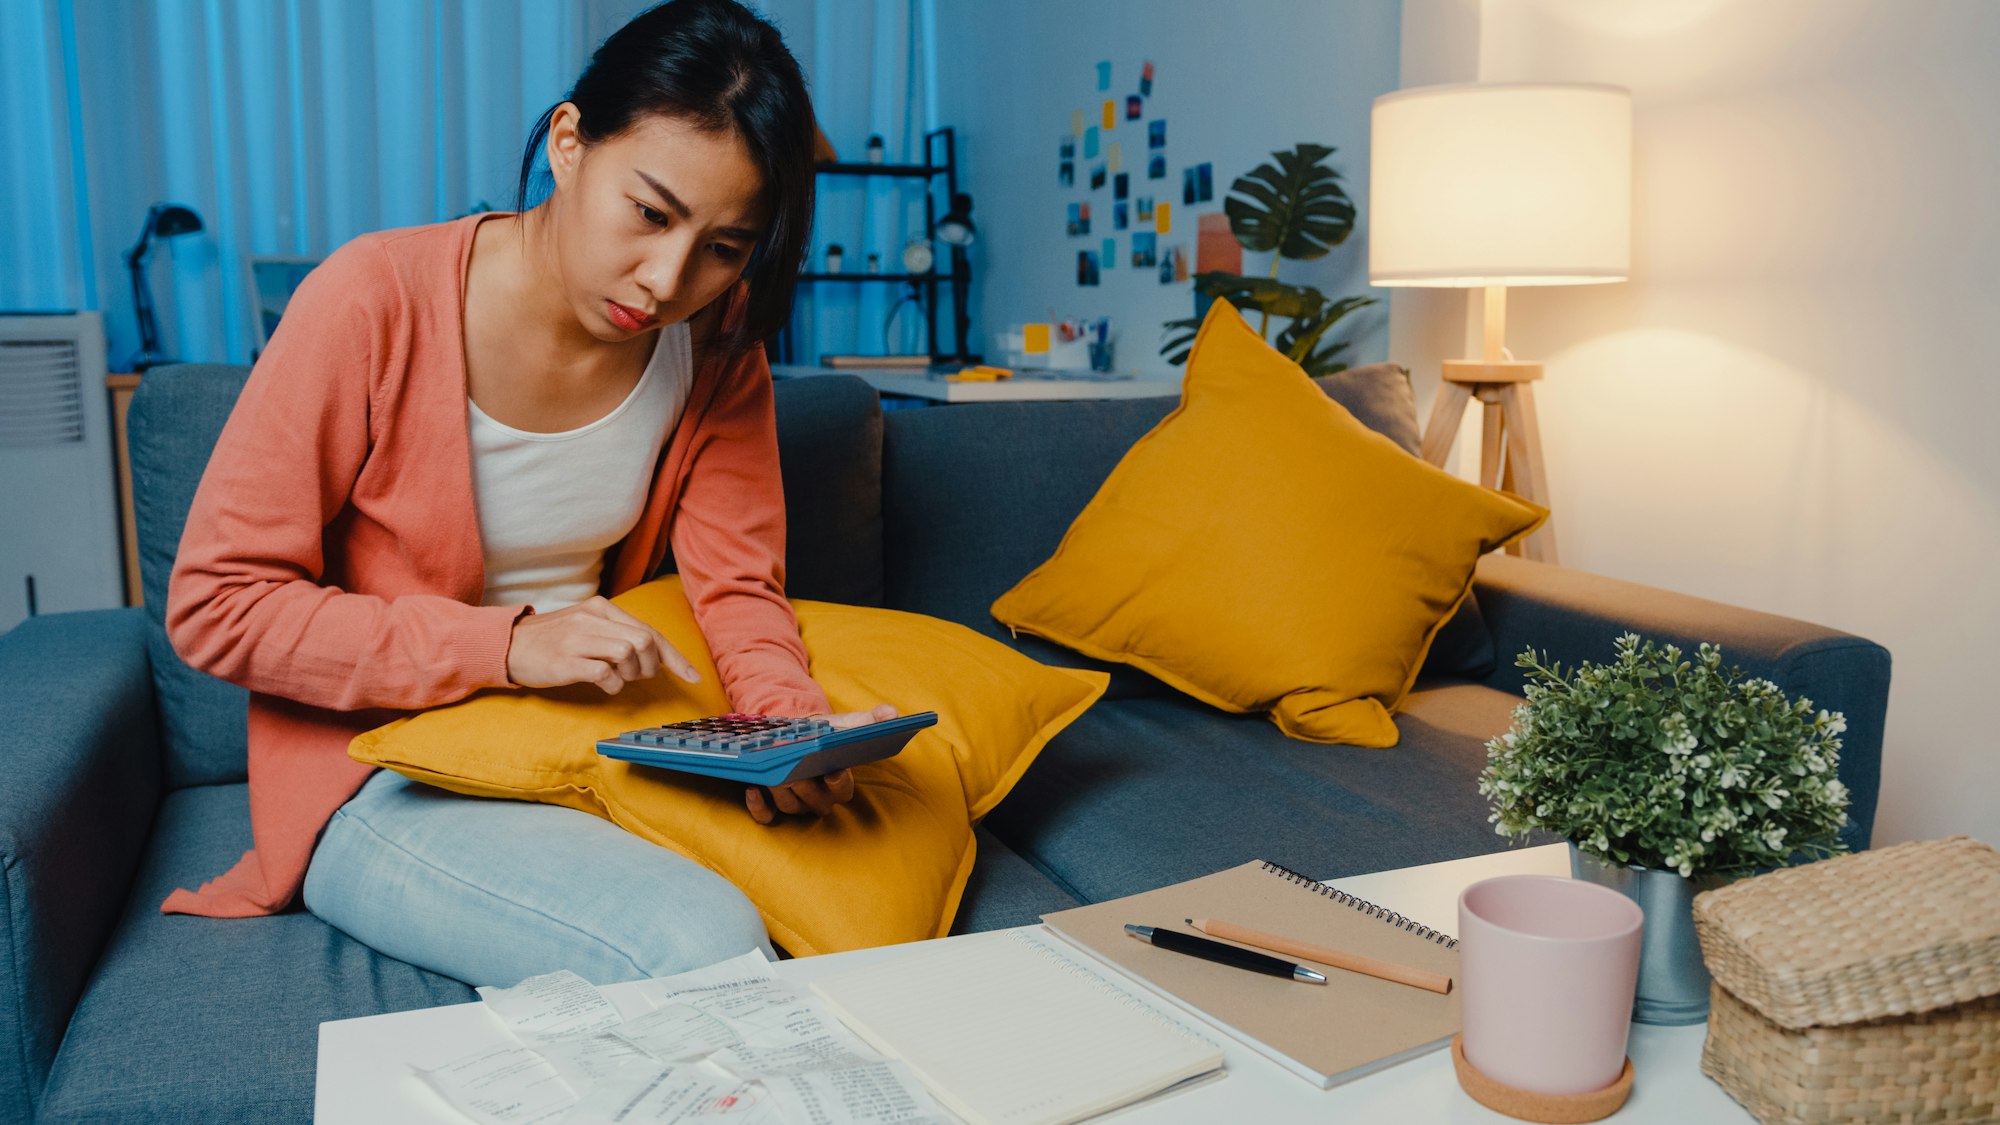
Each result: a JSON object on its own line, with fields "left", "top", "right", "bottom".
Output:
{"left": 606, "top": 300, "right": 655, "bottom": 331}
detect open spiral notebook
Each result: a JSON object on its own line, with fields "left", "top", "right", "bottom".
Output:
{"left": 1040, "top": 859, "right": 1462, "bottom": 1088}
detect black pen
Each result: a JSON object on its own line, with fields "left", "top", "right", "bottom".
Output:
{"left": 1124, "top": 924, "right": 1328, "bottom": 984}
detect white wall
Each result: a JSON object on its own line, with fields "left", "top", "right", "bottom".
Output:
{"left": 1398, "top": 0, "right": 2000, "bottom": 847}
{"left": 933, "top": 0, "right": 1402, "bottom": 375}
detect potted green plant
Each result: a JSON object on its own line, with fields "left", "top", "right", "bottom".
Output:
{"left": 1159, "top": 143, "right": 1376, "bottom": 376}
{"left": 1479, "top": 633, "right": 1851, "bottom": 1024}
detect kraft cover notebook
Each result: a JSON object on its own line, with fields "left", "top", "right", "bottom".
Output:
{"left": 1041, "top": 859, "right": 1461, "bottom": 1089}
{"left": 810, "top": 929, "right": 1223, "bottom": 1125}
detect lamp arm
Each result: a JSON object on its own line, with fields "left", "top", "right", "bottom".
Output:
{"left": 127, "top": 206, "right": 164, "bottom": 359}
{"left": 124, "top": 205, "right": 161, "bottom": 269}
{"left": 131, "top": 262, "right": 160, "bottom": 358}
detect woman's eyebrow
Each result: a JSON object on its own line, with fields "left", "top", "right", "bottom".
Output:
{"left": 633, "top": 170, "right": 761, "bottom": 241}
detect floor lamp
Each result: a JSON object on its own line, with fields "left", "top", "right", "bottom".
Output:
{"left": 1369, "top": 83, "right": 1632, "bottom": 565}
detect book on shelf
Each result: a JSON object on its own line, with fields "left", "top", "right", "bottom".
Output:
{"left": 1041, "top": 859, "right": 1462, "bottom": 1089}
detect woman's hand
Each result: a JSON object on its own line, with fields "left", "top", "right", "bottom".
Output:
{"left": 744, "top": 703, "right": 898, "bottom": 825}
{"left": 506, "top": 597, "right": 702, "bottom": 694}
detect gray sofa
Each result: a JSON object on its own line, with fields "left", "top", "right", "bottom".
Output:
{"left": 0, "top": 363, "right": 1889, "bottom": 1122}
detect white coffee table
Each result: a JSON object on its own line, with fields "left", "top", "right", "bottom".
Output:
{"left": 315, "top": 844, "right": 1753, "bottom": 1122}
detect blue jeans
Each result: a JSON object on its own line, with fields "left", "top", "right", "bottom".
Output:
{"left": 303, "top": 770, "right": 774, "bottom": 987}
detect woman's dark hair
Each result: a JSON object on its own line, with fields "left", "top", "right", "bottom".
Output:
{"left": 516, "top": 0, "right": 815, "bottom": 353}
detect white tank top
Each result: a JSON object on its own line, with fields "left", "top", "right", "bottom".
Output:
{"left": 469, "top": 322, "right": 692, "bottom": 611}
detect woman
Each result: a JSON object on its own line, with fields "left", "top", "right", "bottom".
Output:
{"left": 162, "top": 0, "right": 889, "bottom": 986}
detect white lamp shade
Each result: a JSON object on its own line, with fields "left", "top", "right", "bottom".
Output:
{"left": 1370, "top": 83, "right": 1631, "bottom": 287}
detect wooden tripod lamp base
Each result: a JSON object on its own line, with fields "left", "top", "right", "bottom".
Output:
{"left": 1418, "top": 286, "right": 1559, "bottom": 564}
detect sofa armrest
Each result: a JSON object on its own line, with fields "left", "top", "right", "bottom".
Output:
{"left": 0, "top": 608, "right": 163, "bottom": 1121}
{"left": 1472, "top": 554, "right": 1890, "bottom": 853}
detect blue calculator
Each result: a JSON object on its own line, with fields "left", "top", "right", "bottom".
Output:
{"left": 596, "top": 711, "right": 939, "bottom": 787}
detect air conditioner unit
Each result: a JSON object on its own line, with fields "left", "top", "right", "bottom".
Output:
{"left": 1, "top": 312, "right": 122, "bottom": 631}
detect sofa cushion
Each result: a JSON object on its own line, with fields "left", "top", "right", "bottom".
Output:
{"left": 882, "top": 363, "right": 1499, "bottom": 698}
{"left": 988, "top": 301, "right": 1545, "bottom": 746}
{"left": 950, "top": 826, "right": 1083, "bottom": 934}
{"left": 351, "top": 576, "right": 1107, "bottom": 957}
{"left": 129, "top": 365, "right": 255, "bottom": 789}
{"left": 37, "top": 783, "right": 472, "bottom": 1124}
{"left": 981, "top": 681, "right": 1536, "bottom": 905}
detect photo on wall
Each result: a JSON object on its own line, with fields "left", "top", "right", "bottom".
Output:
{"left": 1059, "top": 162, "right": 1073, "bottom": 187}
{"left": 1126, "top": 95, "right": 1143, "bottom": 120}
{"left": 1140, "top": 60, "right": 1155, "bottom": 97}
{"left": 1132, "top": 231, "right": 1157, "bottom": 268}
{"left": 1136, "top": 195, "right": 1154, "bottom": 222}
{"left": 1067, "top": 201, "right": 1092, "bottom": 237}
{"left": 1078, "top": 249, "right": 1100, "bottom": 286}
{"left": 1158, "top": 244, "right": 1177, "bottom": 283}
{"left": 1149, "top": 120, "right": 1166, "bottom": 149}
{"left": 1183, "top": 162, "right": 1214, "bottom": 205}
{"left": 1114, "top": 202, "right": 1129, "bottom": 230}
{"left": 1090, "top": 165, "right": 1107, "bottom": 191}
{"left": 1149, "top": 154, "right": 1166, "bottom": 180}
{"left": 1114, "top": 173, "right": 1129, "bottom": 200}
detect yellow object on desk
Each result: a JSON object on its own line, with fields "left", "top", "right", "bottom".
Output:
{"left": 946, "top": 365, "right": 1012, "bottom": 382}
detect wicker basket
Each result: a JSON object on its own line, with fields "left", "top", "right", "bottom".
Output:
{"left": 1691, "top": 836, "right": 2000, "bottom": 1125}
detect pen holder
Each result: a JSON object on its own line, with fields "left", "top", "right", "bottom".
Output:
{"left": 1087, "top": 338, "right": 1115, "bottom": 373}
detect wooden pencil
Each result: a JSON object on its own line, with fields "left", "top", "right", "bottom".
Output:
{"left": 1187, "top": 917, "right": 1453, "bottom": 994}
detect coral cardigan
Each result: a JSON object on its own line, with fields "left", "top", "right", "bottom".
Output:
{"left": 162, "top": 215, "right": 829, "bottom": 918}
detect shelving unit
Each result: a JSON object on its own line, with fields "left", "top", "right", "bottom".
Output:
{"left": 780, "top": 126, "right": 973, "bottom": 365}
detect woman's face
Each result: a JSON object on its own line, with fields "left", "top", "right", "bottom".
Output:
{"left": 543, "top": 104, "right": 768, "bottom": 341}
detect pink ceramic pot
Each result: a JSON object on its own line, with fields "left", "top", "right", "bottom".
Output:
{"left": 1457, "top": 875, "right": 1644, "bottom": 1095}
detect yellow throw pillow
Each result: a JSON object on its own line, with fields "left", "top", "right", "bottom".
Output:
{"left": 989, "top": 299, "right": 1544, "bottom": 747}
{"left": 349, "top": 577, "right": 1106, "bottom": 957}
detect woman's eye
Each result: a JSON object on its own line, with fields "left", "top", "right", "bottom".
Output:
{"left": 711, "top": 244, "right": 743, "bottom": 262}
{"left": 636, "top": 203, "right": 668, "bottom": 227}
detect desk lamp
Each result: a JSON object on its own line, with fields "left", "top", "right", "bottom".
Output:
{"left": 1369, "top": 83, "right": 1631, "bottom": 564}
{"left": 934, "top": 193, "right": 977, "bottom": 363}
{"left": 125, "top": 203, "right": 205, "bottom": 371}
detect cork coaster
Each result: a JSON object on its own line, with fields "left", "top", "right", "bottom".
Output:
{"left": 1451, "top": 1034, "right": 1634, "bottom": 1123}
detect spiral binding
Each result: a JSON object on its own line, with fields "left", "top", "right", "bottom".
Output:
{"left": 1007, "top": 931, "right": 1224, "bottom": 1050}
{"left": 1256, "top": 860, "right": 1459, "bottom": 948}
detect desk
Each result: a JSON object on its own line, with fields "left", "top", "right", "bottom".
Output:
{"left": 315, "top": 845, "right": 1751, "bottom": 1122}
{"left": 771, "top": 364, "right": 1181, "bottom": 404}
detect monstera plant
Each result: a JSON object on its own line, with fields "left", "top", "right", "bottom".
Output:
{"left": 1160, "top": 143, "right": 1376, "bottom": 376}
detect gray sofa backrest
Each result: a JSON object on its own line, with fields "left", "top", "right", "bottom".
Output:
{"left": 129, "top": 365, "right": 255, "bottom": 789}
{"left": 127, "top": 364, "right": 887, "bottom": 789}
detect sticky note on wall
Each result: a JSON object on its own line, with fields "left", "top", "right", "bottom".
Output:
{"left": 1155, "top": 202, "right": 1171, "bottom": 234}
{"left": 1107, "top": 143, "right": 1122, "bottom": 173}
{"left": 1072, "top": 110, "right": 1084, "bottom": 137}
{"left": 1102, "top": 101, "right": 1116, "bottom": 129}
{"left": 1024, "top": 324, "right": 1051, "bottom": 353}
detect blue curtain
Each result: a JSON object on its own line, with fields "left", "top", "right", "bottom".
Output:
{"left": 1, "top": 0, "right": 934, "bottom": 369}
